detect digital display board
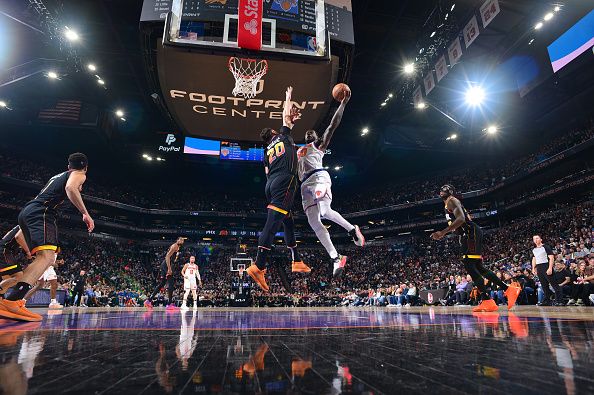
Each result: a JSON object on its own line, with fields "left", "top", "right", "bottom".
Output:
{"left": 547, "top": 9, "right": 594, "bottom": 73}
{"left": 184, "top": 136, "right": 220, "bottom": 155}
{"left": 220, "top": 141, "right": 264, "bottom": 162}
{"left": 140, "top": 0, "right": 354, "bottom": 44}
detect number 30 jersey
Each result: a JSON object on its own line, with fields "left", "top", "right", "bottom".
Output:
{"left": 264, "top": 126, "right": 298, "bottom": 178}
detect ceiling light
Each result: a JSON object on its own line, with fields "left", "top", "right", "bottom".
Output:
{"left": 445, "top": 13, "right": 449, "bottom": 20}
{"left": 64, "top": 28, "right": 79, "bottom": 41}
{"left": 554, "top": 6, "right": 560, "bottom": 12}
{"left": 97, "top": 79, "right": 105, "bottom": 85}
{"left": 120, "top": 117, "right": 126, "bottom": 121}
{"left": 544, "top": 12, "right": 554, "bottom": 21}
{"left": 430, "top": 31, "right": 436, "bottom": 38}
{"left": 146, "top": 156, "right": 153, "bottom": 161}
{"left": 142, "top": 154, "right": 148, "bottom": 158}
{"left": 451, "top": 4, "right": 455, "bottom": 11}
{"left": 87, "top": 64, "right": 96, "bottom": 71}
{"left": 417, "top": 102, "right": 426, "bottom": 109}
{"left": 381, "top": 102, "right": 387, "bottom": 107}
{"left": 450, "top": 134, "right": 457, "bottom": 140}
{"left": 47, "top": 71, "right": 58, "bottom": 79}
{"left": 388, "top": 93, "right": 394, "bottom": 98}
{"left": 535, "top": 22, "right": 543, "bottom": 30}
{"left": 404, "top": 63, "right": 415, "bottom": 74}
{"left": 115, "top": 109, "right": 124, "bottom": 117}
{"left": 465, "top": 85, "right": 485, "bottom": 106}
{"left": 529, "top": 38, "right": 535, "bottom": 45}
{"left": 361, "top": 127, "right": 369, "bottom": 136}
{"left": 334, "top": 166, "right": 342, "bottom": 170}
{"left": 486, "top": 125, "right": 498, "bottom": 134}
{"left": 0, "top": 101, "right": 6, "bottom": 108}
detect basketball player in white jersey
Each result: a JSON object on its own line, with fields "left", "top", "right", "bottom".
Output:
{"left": 181, "top": 256, "right": 201, "bottom": 310}
{"left": 297, "top": 88, "right": 364, "bottom": 278}
{"left": 176, "top": 310, "right": 198, "bottom": 371}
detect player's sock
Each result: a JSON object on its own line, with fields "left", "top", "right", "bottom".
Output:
{"left": 288, "top": 246, "right": 301, "bottom": 262}
{"left": 476, "top": 262, "right": 508, "bottom": 290}
{"left": 4, "top": 282, "right": 32, "bottom": 301}
{"left": 255, "top": 247, "right": 270, "bottom": 270}
{"left": 306, "top": 206, "right": 338, "bottom": 259}
{"left": 319, "top": 201, "right": 355, "bottom": 232}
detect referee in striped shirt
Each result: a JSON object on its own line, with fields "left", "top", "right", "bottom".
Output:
{"left": 532, "top": 235, "right": 562, "bottom": 306}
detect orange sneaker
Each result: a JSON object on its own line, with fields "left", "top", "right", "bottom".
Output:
{"left": 472, "top": 299, "right": 498, "bottom": 313}
{"left": 507, "top": 312, "right": 529, "bottom": 338}
{"left": 0, "top": 299, "right": 42, "bottom": 322}
{"left": 246, "top": 265, "right": 269, "bottom": 292}
{"left": 291, "top": 261, "right": 311, "bottom": 273}
{"left": 504, "top": 282, "right": 521, "bottom": 310}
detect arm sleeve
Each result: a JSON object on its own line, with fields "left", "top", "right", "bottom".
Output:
{"left": 544, "top": 245, "right": 554, "bottom": 255}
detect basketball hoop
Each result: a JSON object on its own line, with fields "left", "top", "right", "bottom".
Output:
{"left": 228, "top": 57, "right": 268, "bottom": 99}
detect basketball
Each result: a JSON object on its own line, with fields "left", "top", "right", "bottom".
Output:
{"left": 332, "top": 83, "right": 351, "bottom": 101}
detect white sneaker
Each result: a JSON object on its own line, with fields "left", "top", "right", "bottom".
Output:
{"left": 193, "top": 304, "right": 198, "bottom": 310}
{"left": 181, "top": 304, "right": 189, "bottom": 310}
{"left": 576, "top": 299, "right": 585, "bottom": 306}
{"left": 332, "top": 255, "right": 347, "bottom": 278}
{"left": 589, "top": 294, "right": 594, "bottom": 305}
{"left": 49, "top": 301, "right": 63, "bottom": 309}
{"left": 566, "top": 299, "right": 576, "bottom": 306}
{"left": 351, "top": 225, "right": 365, "bottom": 247}
{"left": 405, "top": 303, "right": 411, "bottom": 308}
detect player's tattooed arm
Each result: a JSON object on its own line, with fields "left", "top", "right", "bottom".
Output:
{"left": 431, "top": 197, "right": 465, "bottom": 240}
{"left": 319, "top": 89, "right": 351, "bottom": 151}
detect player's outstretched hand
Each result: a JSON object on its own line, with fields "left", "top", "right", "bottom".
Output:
{"left": 342, "top": 89, "right": 351, "bottom": 104}
{"left": 83, "top": 213, "right": 95, "bottom": 232}
{"left": 430, "top": 231, "right": 445, "bottom": 240}
{"left": 286, "top": 86, "right": 293, "bottom": 100}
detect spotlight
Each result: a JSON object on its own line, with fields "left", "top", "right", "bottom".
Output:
{"left": 142, "top": 154, "right": 148, "bottom": 158}
{"left": 416, "top": 102, "right": 427, "bottom": 109}
{"left": 544, "top": 12, "right": 554, "bottom": 21}
{"left": 115, "top": 109, "right": 124, "bottom": 117}
{"left": 529, "top": 38, "right": 535, "bottom": 45}
{"left": 445, "top": 13, "right": 449, "bottom": 20}
{"left": 0, "top": 101, "right": 6, "bottom": 108}
{"left": 486, "top": 125, "right": 498, "bottom": 134}
{"left": 97, "top": 79, "right": 105, "bottom": 85}
{"left": 554, "top": 6, "right": 560, "bottom": 12}
{"left": 64, "top": 27, "right": 79, "bottom": 41}
{"left": 120, "top": 117, "right": 126, "bottom": 121}
{"left": 451, "top": 3, "right": 455, "bottom": 11}
{"left": 535, "top": 22, "right": 543, "bottom": 30}
{"left": 381, "top": 102, "right": 387, "bottom": 107}
{"left": 47, "top": 71, "right": 58, "bottom": 79}
{"left": 87, "top": 64, "right": 96, "bottom": 71}
{"left": 430, "top": 31, "right": 436, "bottom": 38}
{"left": 404, "top": 63, "right": 415, "bottom": 74}
{"left": 450, "top": 133, "right": 457, "bottom": 140}
{"left": 334, "top": 166, "right": 342, "bottom": 171}
{"left": 156, "top": 157, "right": 163, "bottom": 161}
{"left": 465, "top": 85, "right": 485, "bottom": 106}
{"left": 361, "top": 127, "right": 370, "bottom": 136}
{"left": 388, "top": 93, "right": 394, "bottom": 98}
{"left": 146, "top": 156, "right": 153, "bottom": 161}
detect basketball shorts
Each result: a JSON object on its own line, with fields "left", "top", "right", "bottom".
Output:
{"left": 460, "top": 223, "right": 484, "bottom": 259}
{"left": 0, "top": 261, "right": 22, "bottom": 277}
{"left": 301, "top": 170, "right": 332, "bottom": 211}
{"left": 265, "top": 173, "right": 298, "bottom": 215}
{"left": 18, "top": 203, "right": 59, "bottom": 255}
{"left": 159, "top": 262, "right": 172, "bottom": 279}
{"left": 184, "top": 277, "right": 197, "bottom": 291}
{"left": 39, "top": 265, "right": 57, "bottom": 282}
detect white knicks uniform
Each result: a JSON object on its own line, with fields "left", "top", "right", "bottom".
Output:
{"left": 39, "top": 265, "right": 57, "bottom": 282}
{"left": 184, "top": 263, "right": 199, "bottom": 290}
{"left": 297, "top": 142, "right": 332, "bottom": 211}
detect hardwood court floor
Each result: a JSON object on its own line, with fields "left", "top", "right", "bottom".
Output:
{"left": 0, "top": 306, "right": 593, "bottom": 394}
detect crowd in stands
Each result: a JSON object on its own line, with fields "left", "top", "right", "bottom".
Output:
{"left": 1, "top": 199, "right": 591, "bottom": 308}
{"left": 1, "top": 124, "right": 592, "bottom": 214}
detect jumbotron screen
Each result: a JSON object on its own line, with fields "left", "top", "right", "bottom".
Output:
{"left": 184, "top": 137, "right": 265, "bottom": 162}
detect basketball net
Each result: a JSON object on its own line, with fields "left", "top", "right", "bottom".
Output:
{"left": 228, "top": 57, "right": 268, "bottom": 99}
{"left": 238, "top": 266, "right": 245, "bottom": 278}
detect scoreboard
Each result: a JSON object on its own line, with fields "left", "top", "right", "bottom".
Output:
{"left": 140, "top": 0, "right": 354, "bottom": 44}
{"left": 220, "top": 141, "right": 264, "bottom": 162}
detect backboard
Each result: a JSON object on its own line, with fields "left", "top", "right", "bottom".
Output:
{"left": 142, "top": 0, "right": 353, "bottom": 143}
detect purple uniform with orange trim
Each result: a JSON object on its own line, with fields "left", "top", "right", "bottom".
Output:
{"left": 18, "top": 170, "right": 72, "bottom": 254}
{"left": 263, "top": 125, "right": 298, "bottom": 214}
{"left": 444, "top": 196, "right": 483, "bottom": 259}
{"left": 0, "top": 226, "right": 22, "bottom": 276}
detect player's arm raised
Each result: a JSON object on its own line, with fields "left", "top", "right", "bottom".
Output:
{"left": 66, "top": 171, "right": 94, "bottom": 232}
{"left": 319, "top": 89, "right": 351, "bottom": 151}
{"left": 431, "top": 198, "right": 465, "bottom": 240}
{"left": 283, "top": 86, "right": 301, "bottom": 130}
